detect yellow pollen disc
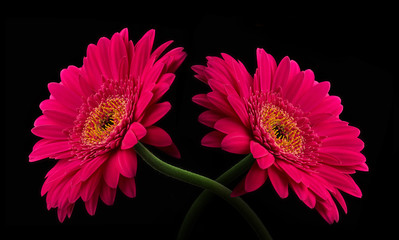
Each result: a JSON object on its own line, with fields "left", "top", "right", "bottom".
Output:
{"left": 260, "top": 104, "right": 304, "bottom": 155}
{"left": 81, "top": 97, "right": 127, "bottom": 145}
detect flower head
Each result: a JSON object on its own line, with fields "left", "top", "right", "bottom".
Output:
{"left": 193, "top": 49, "right": 367, "bottom": 223}
{"left": 30, "top": 29, "right": 186, "bottom": 222}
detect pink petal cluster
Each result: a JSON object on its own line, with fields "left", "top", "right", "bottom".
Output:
{"left": 193, "top": 49, "right": 367, "bottom": 223}
{"left": 30, "top": 29, "right": 186, "bottom": 221}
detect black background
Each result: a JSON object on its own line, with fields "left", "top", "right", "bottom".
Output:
{"left": 5, "top": 8, "right": 396, "bottom": 240}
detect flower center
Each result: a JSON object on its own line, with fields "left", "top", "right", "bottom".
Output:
{"left": 81, "top": 97, "right": 127, "bottom": 145}
{"left": 259, "top": 103, "right": 304, "bottom": 155}
{"left": 248, "top": 91, "right": 321, "bottom": 167}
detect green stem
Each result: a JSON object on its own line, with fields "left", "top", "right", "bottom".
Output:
{"left": 134, "top": 142, "right": 272, "bottom": 240}
{"left": 177, "top": 154, "right": 256, "bottom": 240}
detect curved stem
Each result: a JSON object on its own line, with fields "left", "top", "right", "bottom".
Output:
{"left": 177, "top": 154, "right": 255, "bottom": 240}
{"left": 134, "top": 142, "right": 272, "bottom": 240}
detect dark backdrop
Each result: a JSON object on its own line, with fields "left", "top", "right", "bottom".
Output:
{"left": 5, "top": 11, "right": 395, "bottom": 239}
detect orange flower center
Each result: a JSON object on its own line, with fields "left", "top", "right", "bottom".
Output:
{"left": 81, "top": 97, "right": 127, "bottom": 145}
{"left": 260, "top": 103, "right": 304, "bottom": 155}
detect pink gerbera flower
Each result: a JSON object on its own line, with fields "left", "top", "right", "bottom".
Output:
{"left": 29, "top": 28, "right": 186, "bottom": 222}
{"left": 192, "top": 48, "right": 367, "bottom": 223}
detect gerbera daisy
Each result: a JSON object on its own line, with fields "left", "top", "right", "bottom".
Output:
{"left": 29, "top": 28, "right": 186, "bottom": 222}
{"left": 192, "top": 48, "right": 367, "bottom": 223}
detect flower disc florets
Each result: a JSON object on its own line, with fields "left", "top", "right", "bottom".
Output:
{"left": 248, "top": 90, "right": 321, "bottom": 168}
{"left": 69, "top": 78, "right": 136, "bottom": 160}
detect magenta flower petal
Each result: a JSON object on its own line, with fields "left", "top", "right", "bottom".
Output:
{"left": 255, "top": 48, "right": 273, "bottom": 92}
{"left": 43, "top": 109, "right": 75, "bottom": 127}
{"left": 130, "top": 29, "right": 155, "bottom": 78}
{"left": 121, "top": 122, "right": 147, "bottom": 150}
{"left": 231, "top": 178, "right": 247, "bottom": 197}
{"left": 221, "top": 133, "right": 251, "bottom": 154}
{"left": 31, "top": 125, "right": 68, "bottom": 140}
{"left": 296, "top": 81, "right": 331, "bottom": 112}
{"left": 201, "top": 131, "right": 225, "bottom": 148}
{"left": 47, "top": 82, "right": 83, "bottom": 111}
{"left": 130, "top": 122, "right": 147, "bottom": 140}
{"left": 30, "top": 29, "right": 186, "bottom": 222}
{"left": 214, "top": 117, "right": 249, "bottom": 135}
{"left": 119, "top": 176, "right": 136, "bottom": 198}
{"left": 100, "top": 184, "right": 117, "bottom": 206}
{"left": 121, "top": 128, "right": 138, "bottom": 150}
{"left": 227, "top": 95, "right": 250, "bottom": 128}
{"left": 268, "top": 166, "right": 289, "bottom": 199}
{"left": 111, "top": 148, "right": 137, "bottom": 178}
{"left": 256, "top": 154, "right": 275, "bottom": 170}
{"left": 141, "top": 126, "right": 173, "bottom": 147}
{"left": 29, "top": 139, "right": 71, "bottom": 162}
{"left": 250, "top": 141, "right": 268, "bottom": 158}
{"left": 198, "top": 110, "right": 223, "bottom": 128}
{"left": 134, "top": 91, "right": 154, "bottom": 120}
{"left": 141, "top": 102, "right": 172, "bottom": 127}
{"left": 276, "top": 160, "right": 302, "bottom": 183}
{"left": 79, "top": 155, "right": 109, "bottom": 181}
{"left": 157, "top": 143, "right": 181, "bottom": 159}
{"left": 103, "top": 153, "right": 120, "bottom": 189}
{"left": 192, "top": 94, "right": 213, "bottom": 109}
{"left": 245, "top": 163, "right": 268, "bottom": 192}
{"left": 272, "top": 56, "right": 290, "bottom": 91}
{"left": 193, "top": 48, "right": 367, "bottom": 223}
